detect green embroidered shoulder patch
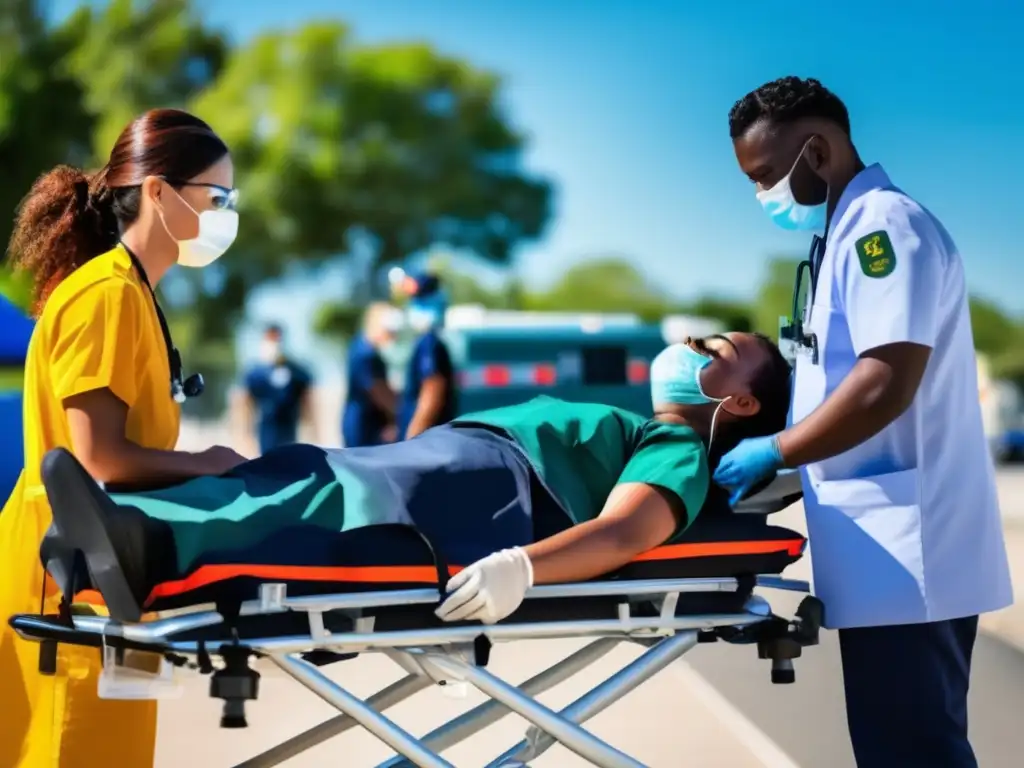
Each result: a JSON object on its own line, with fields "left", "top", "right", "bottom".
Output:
{"left": 854, "top": 230, "right": 896, "bottom": 278}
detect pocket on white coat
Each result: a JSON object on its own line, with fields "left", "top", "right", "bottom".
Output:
{"left": 807, "top": 468, "right": 926, "bottom": 627}
{"left": 813, "top": 468, "right": 920, "bottom": 511}
{"left": 812, "top": 468, "right": 923, "bottom": 569}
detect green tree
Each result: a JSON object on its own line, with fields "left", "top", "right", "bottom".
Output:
{"left": 523, "top": 257, "right": 674, "bottom": 321}
{"left": 0, "top": 0, "right": 95, "bottom": 271}
{"left": 969, "top": 295, "right": 1019, "bottom": 357}
{"left": 61, "top": 0, "right": 228, "bottom": 158}
{"left": 0, "top": 264, "right": 32, "bottom": 310}
{"left": 684, "top": 296, "right": 752, "bottom": 333}
{"left": 313, "top": 302, "right": 364, "bottom": 341}
{"left": 189, "top": 23, "right": 552, "bottom": 342}
{"left": 751, "top": 256, "right": 802, "bottom": 338}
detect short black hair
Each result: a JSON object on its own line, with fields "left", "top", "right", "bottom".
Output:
{"left": 745, "top": 332, "right": 792, "bottom": 438}
{"left": 708, "top": 332, "right": 792, "bottom": 465}
{"left": 264, "top": 323, "right": 284, "bottom": 338}
{"left": 728, "top": 76, "right": 851, "bottom": 139}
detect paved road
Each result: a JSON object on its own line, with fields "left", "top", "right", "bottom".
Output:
{"left": 154, "top": 462, "right": 1024, "bottom": 767}
{"left": 690, "top": 611, "right": 1024, "bottom": 768}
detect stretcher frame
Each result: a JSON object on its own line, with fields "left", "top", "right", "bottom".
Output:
{"left": 12, "top": 572, "right": 821, "bottom": 768}
{"left": 12, "top": 456, "right": 817, "bottom": 766}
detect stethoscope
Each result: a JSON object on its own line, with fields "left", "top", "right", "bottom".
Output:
{"left": 780, "top": 234, "right": 826, "bottom": 365}
{"left": 121, "top": 243, "right": 204, "bottom": 403}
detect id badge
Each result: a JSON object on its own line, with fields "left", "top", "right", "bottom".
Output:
{"left": 778, "top": 315, "right": 799, "bottom": 366}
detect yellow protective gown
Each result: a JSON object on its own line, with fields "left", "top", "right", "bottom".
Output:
{"left": 0, "top": 245, "right": 180, "bottom": 767}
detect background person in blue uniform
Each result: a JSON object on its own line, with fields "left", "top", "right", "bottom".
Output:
{"left": 396, "top": 271, "right": 457, "bottom": 440}
{"left": 240, "top": 323, "right": 315, "bottom": 455}
{"left": 716, "top": 76, "right": 1011, "bottom": 767}
{"left": 342, "top": 302, "right": 401, "bottom": 447}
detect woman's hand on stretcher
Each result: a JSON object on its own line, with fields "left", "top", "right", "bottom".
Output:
{"left": 435, "top": 483, "right": 683, "bottom": 625}
{"left": 66, "top": 389, "right": 248, "bottom": 484}
{"left": 195, "top": 445, "right": 249, "bottom": 475}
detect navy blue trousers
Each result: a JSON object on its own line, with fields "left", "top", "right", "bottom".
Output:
{"left": 839, "top": 616, "right": 979, "bottom": 768}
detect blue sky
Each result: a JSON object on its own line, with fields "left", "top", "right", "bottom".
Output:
{"left": 52, "top": 0, "right": 1024, "bottom": 366}
{"left": 199, "top": 0, "right": 1022, "bottom": 304}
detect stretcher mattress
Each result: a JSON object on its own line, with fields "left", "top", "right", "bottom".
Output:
{"left": 38, "top": 448, "right": 807, "bottom": 624}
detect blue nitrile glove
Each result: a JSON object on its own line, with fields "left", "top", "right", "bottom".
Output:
{"left": 712, "top": 435, "right": 784, "bottom": 506}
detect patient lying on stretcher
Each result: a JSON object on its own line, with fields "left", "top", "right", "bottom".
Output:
{"left": 45, "top": 333, "right": 791, "bottom": 625}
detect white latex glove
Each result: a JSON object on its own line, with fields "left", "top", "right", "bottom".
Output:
{"left": 435, "top": 548, "right": 534, "bottom": 624}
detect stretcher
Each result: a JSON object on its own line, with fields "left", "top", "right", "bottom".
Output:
{"left": 10, "top": 448, "right": 822, "bottom": 768}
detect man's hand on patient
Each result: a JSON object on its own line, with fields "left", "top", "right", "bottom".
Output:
{"left": 712, "top": 435, "right": 783, "bottom": 505}
{"left": 435, "top": 548, "right": 534, "bottom": 624}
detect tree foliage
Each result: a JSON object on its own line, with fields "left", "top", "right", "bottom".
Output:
{"left": 61, "top": 0, "right": 228, "bottom": 157}
{"left": 0, "top": 0, "right": 94, "bottom": 260}
{"left": 184, "top": 24, "right": 551, "bottom": 339}
{"left": 1, "top": 2, "right": 552, "bottom": 351}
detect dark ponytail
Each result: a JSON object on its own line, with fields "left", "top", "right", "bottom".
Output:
{"left": 8, "top": 165, "right": 119, "bottom": 316}
{"left": 6, "top": 108, "right": 228, "bottom": 316}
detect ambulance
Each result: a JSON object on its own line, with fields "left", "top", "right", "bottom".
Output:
{"left": 385, "top": 305, "right": 724, "bottom": 417}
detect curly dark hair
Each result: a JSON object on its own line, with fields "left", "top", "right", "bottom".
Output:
{"left": 728, "top": 76, "right": 851, "bottom": 139}
{"left": 743, "top": 332, "right": 792, "bottom": 438}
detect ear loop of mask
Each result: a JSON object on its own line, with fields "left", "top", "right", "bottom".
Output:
{"left": 707, "top": 399, "right": 731, "bottom": 453}
{"left": 797, "top": 138, "right": 831, "bottom": 218}
{"left": 156, "top": 182, "right": 201, "bottom": 242}
{"left": 695, "top": 366, "right": 731, "bottom": 453}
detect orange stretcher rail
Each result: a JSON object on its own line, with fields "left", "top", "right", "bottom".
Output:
{"left": 71, "top": 536, "right": 806, "bottom": 609}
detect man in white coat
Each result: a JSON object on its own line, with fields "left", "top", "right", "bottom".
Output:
{"left": 714, "top": 75, "right": 1012, "bottom": 767}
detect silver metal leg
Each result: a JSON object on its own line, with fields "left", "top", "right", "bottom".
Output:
{"left": 426, "top": 652, "right": 647, "bottom": 768}
{"left": 233, "top": 672, "right": 432, "bottom": 768}
{"left": 376, "top": 638, "right": 620, "bottom": 768}
{"left": 270, "top": 654, "right": 456, "bottom": 768}
{"left": 484, "top": 631, "right": 699, "bottom": 767}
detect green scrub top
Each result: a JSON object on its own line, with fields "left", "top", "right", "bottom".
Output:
{"left": 454, "top": 395, "right": 709, "bottom": 537}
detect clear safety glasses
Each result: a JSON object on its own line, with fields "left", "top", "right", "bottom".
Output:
{"left": 164, "top": 179, "right": 240, "bottom": 212}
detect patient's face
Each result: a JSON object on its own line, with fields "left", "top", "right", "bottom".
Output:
{"left": 687, "top": 332, "right": 769, "bottom": 415}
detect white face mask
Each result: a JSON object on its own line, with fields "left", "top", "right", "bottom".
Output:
{"left": 258, "top": 339, "right": 281, "bottom": 364}
{"left": 755, "top": 139, "right": 828, "bottom": 232}
{"left": 162, "top": 187, "right": 239, "bottom": 268}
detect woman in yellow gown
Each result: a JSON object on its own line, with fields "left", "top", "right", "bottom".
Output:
{"left": 0, "top": 108, "right": 249, "bottom": 767}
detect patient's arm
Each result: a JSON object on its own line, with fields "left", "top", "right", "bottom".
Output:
{"left": 523, "top": 484, "right": 684, "bottom": 585}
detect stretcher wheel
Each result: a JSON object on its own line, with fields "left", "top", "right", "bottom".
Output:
{"left": 770, "top": 658, "right": 795, "bottom": 684}
{"left": 757, "top": 634, "right": 802, "bottom": 684}
{"left": 210, "top": 646, "right": 260, "bottom": 728}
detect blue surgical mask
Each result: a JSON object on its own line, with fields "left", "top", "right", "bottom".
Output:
{"left": 407, "top": 295, "right": 447, "bottom": 333}
{"left": 650, "top": 344, "right": 723, "bottom": 406}
{"left": 756, "top": 141, "right": 827, "bottom": 232}
{"left": 651, "top": 343, "right": 734, "bottom": 448}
